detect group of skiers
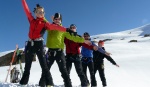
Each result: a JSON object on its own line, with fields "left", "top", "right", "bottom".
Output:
{"left": 19, "top": 0, "right": 119, "bottom": 87}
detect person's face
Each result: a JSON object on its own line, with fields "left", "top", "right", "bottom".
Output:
{"left": 84, "top": 35, "right": 90, "bottom": 40}
{"left": 35, "top": 8, "right": 45, "bottom": 18}
{"left": 98, "top": 42, "right": 104, "bottom": 47}
{"left": 53, "top": 18, "right": 61, "bottom": 25}
{"left": 70, "top": 26, "right": 76, "bottom": 32}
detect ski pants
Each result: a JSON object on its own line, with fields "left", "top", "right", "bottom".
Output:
{"left": 20, "top": 41, "right": 54, "bottom": 85}
{"left": 66, "top": 54, "right": 89, "bottom": 86}
{"left": 94, "top": 63, "right": 107, "bottom": 86}
{"left": 39, "top": 48, "right": 72, "bottom": 87}
{"left": 82, "top": 57, "right": 97, "bottom": 86}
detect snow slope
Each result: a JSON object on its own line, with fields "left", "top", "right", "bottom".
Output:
{"left": 0, "top": 24, "right": 150, "bottom": 87}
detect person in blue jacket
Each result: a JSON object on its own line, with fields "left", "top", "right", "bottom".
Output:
{"left": 81, "top": 32, "right": 110, "bottom": 87}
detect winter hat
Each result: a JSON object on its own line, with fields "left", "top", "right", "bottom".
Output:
{"left": 83, "top": 32, "right": 90, "bottom": 37}
{"left": 70, "top": 24, "right": 77, "bottom": 29}
{"left": 54, "top": 13, "right": 62, "bottom": 22}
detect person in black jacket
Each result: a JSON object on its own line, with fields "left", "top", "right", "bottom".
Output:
{"left": 93, "top": 40, "right": 119, "bottom": 87}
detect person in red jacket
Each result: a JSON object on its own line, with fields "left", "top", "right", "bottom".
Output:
{"left": 65, "top": 24, "right": 98, "bottom": 87}
{"left": 20, "top": 0, "right": 67, "bottom": 86}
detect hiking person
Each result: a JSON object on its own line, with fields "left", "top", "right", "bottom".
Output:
{"left": 20, "top": 0, "right": 67, "bottom": 86}
{"left": 93, "top": 40, "right": 119, "bottom": 87}
{"left": 81, "top": 32, "right": 97, "bottom": 87}
{"left": 65, "top": 24, "right": 99, "bottom": 86}
{"left": 39, "top": 13, "right": 91, "bottom": 87}
{"left": 81, "top": 32, "right": 111, "bottom": 87}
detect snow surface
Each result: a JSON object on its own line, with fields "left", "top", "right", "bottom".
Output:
{"left": 0, "top": 24, "right": 150, "bottom": 87}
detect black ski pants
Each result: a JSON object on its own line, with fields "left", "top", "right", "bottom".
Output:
{"left": 66, "top": 54, "right": 89, "bottom": 86}
{"left": 39, "top": 48, "right": 72, "bottom": 87}
{"left": 94, "top": 63, "right": 107, "bottom": 86}
{"left": 20, "top": 41, "right": 53, "bottom": 85}
{"left": 82, "top": 57, "right": 97, "bottom": 86}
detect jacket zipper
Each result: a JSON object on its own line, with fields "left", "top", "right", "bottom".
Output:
{"left": 32, "top": 20, "right": 39, "bottom": 39}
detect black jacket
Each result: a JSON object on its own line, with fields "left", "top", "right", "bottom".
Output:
{"left": 93, "top": 47, "right": 116, "bottom": 65}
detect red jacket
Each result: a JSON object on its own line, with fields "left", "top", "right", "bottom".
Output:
{"left": 22, "top": 0, "right": 66, "bottom": 39}
{"left": 64, "top": 37, "right": 93, "bottom": 55}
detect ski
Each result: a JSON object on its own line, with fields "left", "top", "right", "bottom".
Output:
{"left": 16, "top": 48, "right": 24, "bottom": 75}
{"left": 19, "top": 59, "right": 23, "bottom": 75}
{"left": 5, "top": 44, "right": 18, "bottom": 82}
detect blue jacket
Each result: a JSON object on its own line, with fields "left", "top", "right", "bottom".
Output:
{"left": 81, "top": 41, "right": 106, "bottom": 64}
{"left": 81, "top": 41, "right": 106, "bottom": 58}
{"left": 81, "top": 41, "right": 94, "bottom": 58}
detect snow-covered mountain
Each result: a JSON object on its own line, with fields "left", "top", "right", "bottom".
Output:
{"left": 91, "top": 23, "right": 150, "bottom": 40}
{"left": 0, "top": 24, "right": 150, "bottom": 87}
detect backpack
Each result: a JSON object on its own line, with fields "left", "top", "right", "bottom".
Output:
{"left": 10, "top": 67, "right": 21, "bottom": 83}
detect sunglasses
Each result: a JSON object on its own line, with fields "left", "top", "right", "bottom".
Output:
{"left": 36, "top": 11, "right": 45, "bottom": 14}
{"left": 54, "top": 18, "right": 61, "bottom": 20}
{"left": 70, "top": 26, "right": 76, "bottom": 29}
{"left": 84, "top": 35, "right": 89, "bottom": 37}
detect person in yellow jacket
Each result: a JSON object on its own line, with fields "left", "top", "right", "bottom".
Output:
{"left": 39, "top": 13, "right": 90, "bottom": 87}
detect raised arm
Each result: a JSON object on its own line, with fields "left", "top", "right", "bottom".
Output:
{"left": 92, "top": 42, "right": 106, "bottom": 54}
{"left": 105, "top": 55, "right": 117, "bottom": 65}
{"left": 65, "top": 32, "right": 85, "bottom": 43}
{"left": 22, "top": 0, "right": 34, "bottom": 22}
{"left": 81, "top": 43, "right": 93, "bottom": 50}
{"left": 104, "top": 55, "right": 119, "bottom": 67}
{"left": 45, "top": 23, "right": 66, "bottom": 32}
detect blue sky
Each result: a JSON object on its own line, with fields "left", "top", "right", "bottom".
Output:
{"left": 0, "top": 0, "right": 150, "bottom": 52}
